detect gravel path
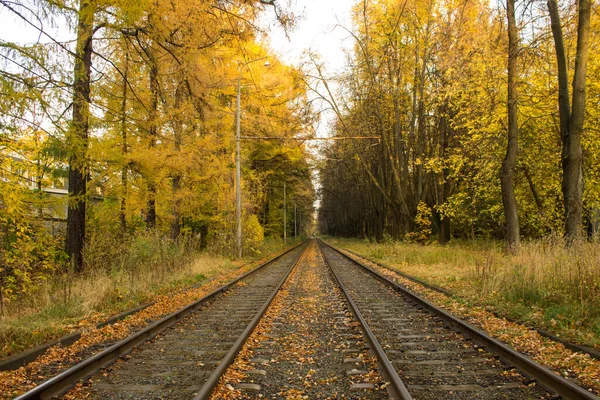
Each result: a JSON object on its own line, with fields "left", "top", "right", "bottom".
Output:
{"left": 211, "top": 240, "right": 390, "bottom": 399}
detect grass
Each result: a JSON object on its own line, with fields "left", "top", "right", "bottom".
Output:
{"left": 324, "top": 236, "right": 600, "bottom": 349}
{"left": 0, "top": 235, "right": 300, "bottom": 360}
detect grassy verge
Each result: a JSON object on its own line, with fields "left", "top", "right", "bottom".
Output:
{"left": 0, "top": 235, "right": 301, "bottom": 361}
{"left": 324, "top": 236, "right": 600, "bottom": 349}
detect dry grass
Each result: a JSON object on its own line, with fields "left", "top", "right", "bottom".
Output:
{"left": 325, "top": 236, "right": 600, "bottom": 349}
{"left": 0, "top": 253, "right": 234, "bottom": 360}
{"left": 0, "top": 235, "right": 296, "bottom": 360}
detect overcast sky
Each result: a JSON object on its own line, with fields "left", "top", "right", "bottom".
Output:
{"left": 261, "top": 0, "right": 353, "bottom": 74}
{"left": 0, "top": 0, "right": 354, "bottom": 139}
{"left": 260, "top": 0, "right": 354, "bottom": 141}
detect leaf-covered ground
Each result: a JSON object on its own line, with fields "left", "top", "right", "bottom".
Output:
{"left": 211, "top": 241, "right": 388, "bottom": 399}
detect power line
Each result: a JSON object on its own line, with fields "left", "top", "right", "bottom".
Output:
{"left": 241, "top": 136, "right": 380, "bottom": 141}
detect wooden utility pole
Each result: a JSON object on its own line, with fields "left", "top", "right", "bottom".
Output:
{"left": 283, "top": 179, "right": 287, "bottom": 246}
{"left": 120, "top": 49, "right": 129, "bottom": 234}
{"left": 146, "top": 53, "right": 158, "bottom": 230}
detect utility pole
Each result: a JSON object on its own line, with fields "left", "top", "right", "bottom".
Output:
{"left": 235, "top": 57, "right": 270, "bottom": 259}
{"left": 235, "top": 72, "right": 242, "bottom": 259}
{"left": 294, "top": 201, "right": 297, "bottom": 239}
{"left": 283, "top": 179, "right": 287, "bottom": 246}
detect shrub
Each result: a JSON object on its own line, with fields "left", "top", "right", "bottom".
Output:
{"left": 243, "top": 213, "right": 265, "bottom": 256}
{"left": 0, "top": 182, "right": 65, "bottom": 313}
{"left": 406, "top": 201, "right": 432, "bottom": 244}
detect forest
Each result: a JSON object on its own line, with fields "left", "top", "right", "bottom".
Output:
{"left": 1, "top": 0, "right": 600, "bottom": 366}
{"left": 318, "top": 0, "right": 599, "bottom": 248}
{"left": 2, "top": 0, "right": 600, "bottom": 398}
{"left": 0, "top": 0, "right": 314, "bottom": 317}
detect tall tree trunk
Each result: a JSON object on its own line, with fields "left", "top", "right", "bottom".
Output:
{"left": 66, "top": 0, "right": 94, "bottom": 272}
{"left": 120, "top": 50, "right": 129, "bottom": 234}
{"left": 501, "top": 0, "right": 520, "bottom": 251}
{"left": 548, "top": 0, "right": 591, "bottom": 242}
{"left": 170, "top": 84, "right": 184, "bottom": 240}
{"left": 146, "top": 58, "right": 158, "bottom": 230}
{"left": 547, "top": 0, "right": 570, "bottom": 142}
{"left": 564, "top": 0, "right": 591, "bottom": 241}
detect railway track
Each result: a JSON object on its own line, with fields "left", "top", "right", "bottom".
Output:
{"left": 11, "top": 239, "right": 599, "bottom": 400}
{"left": 208, "top": 239, "right": 391, "bottom": 399}
{"left": 13, "top": 243, "right": 307, "bottom": 400}
{"left": 319, "top": 239, "right": 600, "bottom": 400}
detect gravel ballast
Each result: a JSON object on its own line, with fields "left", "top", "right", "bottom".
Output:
{"left": 211, "top": 240, "right": 390, "bottom": 399}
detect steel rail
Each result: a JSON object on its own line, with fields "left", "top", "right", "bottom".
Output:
{"left": 193, "top": 242, "right": 306, "bottom": 400}
{"left": 341, "top": 247, "right": 600, "bottom": 361}
{"left": 341, "top": 248, "right": 453, "bottom": 296}
{"left": 14, "top": 242, "right": 306, "bottom": 400}
{"left": 319, "top": 239, "right": 600, "bottom": 400}
{"left": 318, "top": 241, "right": 413, "bottom": 400}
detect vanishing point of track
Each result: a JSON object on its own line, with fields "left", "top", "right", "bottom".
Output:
{"left": 12, "top": 239, "right": 600, "bottom": 400}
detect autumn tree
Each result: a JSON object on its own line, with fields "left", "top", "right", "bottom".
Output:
{"left": 0, "top": 0, "right": 311, "bottom": 284}
{"left": 318, "top": 0, "right": 600, "bottom": 244}
{"left": 547, "top": 0, "right": 592, "bottom": 241}
{"left": 65, "top": 0, "right": 95, "bottom": 272}
{"left": 501, "top": 0, "right": 520, "bottom": 250}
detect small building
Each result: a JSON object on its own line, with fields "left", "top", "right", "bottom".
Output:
{"left": 1, "top": 155, "right": 102, "bottom": 236}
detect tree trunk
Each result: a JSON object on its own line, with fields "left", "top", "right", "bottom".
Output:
{"left": 439, "top": 216, "right": 450, "bottom": 244}
{"left": 146, "top": 57, "right": 158, "bottom": 230}
{"left": 501, "top": 0, "right": 520, "bottom": 251}
{"left": 564, "top": 0, "right": 591, "bottom": 241}
{"left": 548, "top": 0, "right": 591, "bottom": 242}
{"left": 547, "top": 0, "right": 570, "bottom": 143}
{"left": 523, "top": 166, "right": 544, "bottom": 213}
{"left": 65, "top": 0, "right": 94, "bottom": 272}
{"left": 120, "top": 50, "right": 129, "bottom": 234}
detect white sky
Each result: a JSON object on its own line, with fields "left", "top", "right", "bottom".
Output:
{"left": 0, "top": 5, "right": 68, "bottom": 44}
{"left": 261, "top": 0, "right": 354, "bottom": 74}
{"left": 260, "top": 0, "right": 354, "bottom": 141}
{"left": 259, "top": 1, "right": 355, "bottom": 207}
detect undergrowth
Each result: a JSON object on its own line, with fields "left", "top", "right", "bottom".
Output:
{"left": 0, "top": 234, "right": 298, "bottom": 360}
